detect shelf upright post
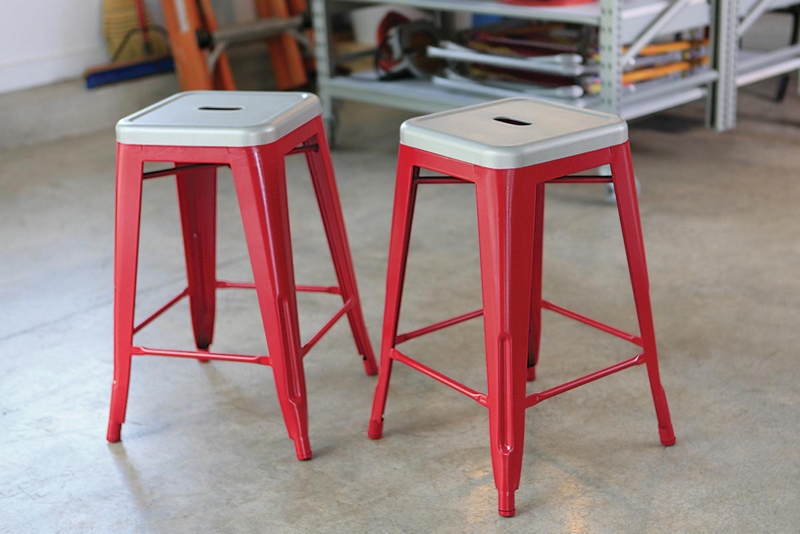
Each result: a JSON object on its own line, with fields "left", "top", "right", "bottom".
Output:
{"left": 599, "top": 0, "right": 623, "bottom": 116}
{"left": 709, "top": 0, "right": 737, "bottom": 131}
{"left": 311, "top": 0, "right": 338, "bottom": 141}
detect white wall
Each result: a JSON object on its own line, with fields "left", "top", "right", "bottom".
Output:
{"left": 0, "top": 0, "right": 253, "bottom": 95}
{"left": 0, "top": 0, "right": 107, "bottom": 94}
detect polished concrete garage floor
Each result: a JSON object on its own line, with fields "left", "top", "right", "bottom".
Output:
{"left": 2, "top": 83, "right": 799, "bottom": 532}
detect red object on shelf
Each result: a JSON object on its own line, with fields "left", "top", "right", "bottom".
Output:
{"left": 107, "top": 115, "right": 377, "bottom": 459}
{"left": 498, "top": 0, "right": 594, "bottom": 6}
{"left": 369, "top": 120, "right": 675, "bottom": 517}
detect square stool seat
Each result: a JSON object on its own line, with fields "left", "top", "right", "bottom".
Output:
{"left": 400, "top": 97, "right": 628, "bottom": 169}
{"left": 116, "top": 91, "right": 321, "bottom": 147}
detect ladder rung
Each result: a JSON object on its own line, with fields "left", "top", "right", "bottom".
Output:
{"left": 210, "top": 15, "right": 304, "bottom": 47}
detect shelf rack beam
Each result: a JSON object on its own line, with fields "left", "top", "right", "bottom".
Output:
{"left": 313, "top": 0, "right": 718, "bottom": 136}
{"left": 709, "top": 0, "right": 738, "bottom": 131}
{"left": 599, "top": 0, "right": 624, "bottom": 114}
{"left": 622, "top": 0, "right": 694, "bottom": 64}
{"left": 737, "top": 0, "right": 774, "bottom": 37}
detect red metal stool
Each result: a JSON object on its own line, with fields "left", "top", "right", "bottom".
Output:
{"left": 108, "top": 91, "right": 377, "bottom": 460}
{"left": 368, "top": 98, "right": 676, "bottom": 517}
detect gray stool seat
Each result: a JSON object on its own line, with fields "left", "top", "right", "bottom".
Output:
{"left": 116, "top": 91, "right": 321, "bottom": 147}
{"left": 400, "top": 97, "right": 628, "bottom": 170}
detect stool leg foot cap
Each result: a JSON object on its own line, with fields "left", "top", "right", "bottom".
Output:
{"left": 368, "top": 419, "right": 384, "bottom": 440}
{"left": 107, "top": 423, "right": 122, "bottom": 442}
{"left": 363, "top": 356, "right": 378, "bottom": 376}
{"left": 660, "top": 427, "right": 676, "bottom": 447}
{"left": 526, "top": 366, "right": 536, "bottom": 382}
{"left": 294, "top": 440, "right": 312, "bottom": 461}
{"left": 498, "top": 491, "right": 515, "bottom": 517}
{"left": 197, "top": 347, "right": 210, "bottom": 363}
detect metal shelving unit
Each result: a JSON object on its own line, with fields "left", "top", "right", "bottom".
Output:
{"left": 311, "top": 0, "right": 719, "bottom": 141}
{"left": 713, "top": 0, "right": 800, "bottom": 130}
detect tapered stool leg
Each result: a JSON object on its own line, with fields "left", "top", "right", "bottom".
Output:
{"left": 527, "top": 182, "right": 546, "bottom": 382}
{"left": 610, "top": 143, "right": 676, "bottom": 447}
{"left": 176, "top": 166, "right": 217, "bottom": 361}
{"left": 305, "top": 119, "right": 378, "bottom": 376}
{"left": 475, "top": 171, "right": 540, "bottom": 517}
{"left": 232, "top": 151, "right": 311, "bottom": 460}
{"left": 108, "top": 145, "right": 145, "bottom": 442}
{"left": 368, "top": 146, "right": 419, "bottom": 439}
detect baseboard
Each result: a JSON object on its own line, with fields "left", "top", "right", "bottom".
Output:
{"left": 0, "top": 73, "right": 179, "bottom": 151}
{"left": 0, "top": 46, "right": 109, "bottom": 95}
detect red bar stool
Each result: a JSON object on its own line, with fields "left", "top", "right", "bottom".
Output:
{"left": 368, "top": 98, "right": 676, "bottom": 517}
{"left": 108, "top": 91, "right": 378, "bottom": 460}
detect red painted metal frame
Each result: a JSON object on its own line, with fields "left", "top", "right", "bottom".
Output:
{"left": 139, "top": 145, "right": 317, "bottom": 180}
{"left": 541, "top": 299, "right": 643, "bottom": 346}
{"left": 369, "top": 140, "right": 676, "bottom": 518}
{"left": 133, "top": 345, "right": 271, "bottom": 365}
{"left": 525, "top": 353, "right": 644, "bottom": 407}
{"left": 108, "top": 116, "right": 378, "bottom": 462}
{"left": 390, "top": 348, "right": 488, "bottom": 406}
{"left": 395, "top": 309, "right": 483, "bottom": 344}
{"left": 131, "top": 280, "right": 354, "bottom": 361}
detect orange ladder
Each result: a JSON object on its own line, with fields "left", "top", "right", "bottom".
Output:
{"left": 161, "top": 0, "right": 308, "bottom": 91}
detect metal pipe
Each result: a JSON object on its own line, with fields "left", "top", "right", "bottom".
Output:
{"left": 549, "top": 177, "right": 613, "bottom": 184}
{"left": 301, "top": 301, "right": 352, "bottom": 357}
{"left": 214, "top": 280, "right": 341, "bottom": 294}
{"left": 391, "top": 349, "right": 488, "bottom": 406}
{"left": 542, "top": 300, "right": 643, "bottom": 346}
{"left": 395, "top": 309, "right": 484, "bottom": 344}
{"left": 738, "top": 44, "right": 800, "bottom": 71}
{"left": 624, "top": 69, "right": 719, "bottom": 103}
{"left": 525, "top": 353, "right": 644, "bottom": 408}
{"left": 737, "top": 56, "right": 800, "bottom": 86}
{"left": 622, "top": 0, "right": 693, "bottom": 65}
{"left": 133, "top": 288, "right": 189, "bottom": 334}
{"left": 142, "top": 163, "right": 223, "bottom": 180}
{"left": 133, "top": 345, "right": 270, "bottom": 365}
{"left": 212, "top": 15, "right": 304, "bottom": 46}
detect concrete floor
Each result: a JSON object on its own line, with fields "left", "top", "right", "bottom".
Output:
{"left": 2, "top": 82, "right": 800, "bottom": 532}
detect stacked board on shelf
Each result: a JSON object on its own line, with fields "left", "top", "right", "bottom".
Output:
{"left": 425, "top": 21, "right": 709, "bottom": 101}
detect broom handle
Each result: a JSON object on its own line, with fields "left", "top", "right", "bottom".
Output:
{"left": 135, "top": 0, "right": 153, "bottom": 55}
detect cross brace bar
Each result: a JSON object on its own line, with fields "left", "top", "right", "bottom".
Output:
{"left": 301, "top": 300, "right": 353, "bottom": 357}
{"left": 138, "top": 145, "right": 318, "bottom": 181}
{"left": 391, "top": 348, "right": 645, "bottom": 410}
{"left": 391, "top": 348, "right": 488, "bottom": 406}
{"left": 143, "top": 164, "right": 223, "bottom": 180}
{"left": 525, "top": 353, "right": 645, "bottom": 407}
{"left": 542, "top": 300, "right": 643, "bottom": 346}
{"left": 215, "top": 280, "right": 341, "bottom": 294}
{"left": 133, "top": 288, "right": 189, "bottom": 334}
{"left": 394, "top": 302, "right": 640, "bottom": 348}
{"left": 396, "top": 309, "right": 483, "bottom": 344}
{"left": 414, "top": 174, "right": 614, "bottom": 185}
{"left": 133, "top": 345, "right": 270, "bottom": 365}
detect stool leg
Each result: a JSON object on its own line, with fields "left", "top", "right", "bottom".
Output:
{"left": 176, "top": 166, "right": 217, "bottom": 360}
{"left": 475, "top": 172, "right": 540, "bottom": 517}
{"left": 305, "top": 120, "right": 378, "bottom": 375}
{"left": 232, "top": 152, "right": 311, "bottom": 460}
{"left": 610, "top": 143, "right": 676, "bottom": 447}
{"left": 527, "top": 182, "right": 546, "bottom": 382}
{"left": 368, "top": 147, "right": 418, "bottom": 439}
{"left": 108, "top": 145, "right": 145, "bottom": 442}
